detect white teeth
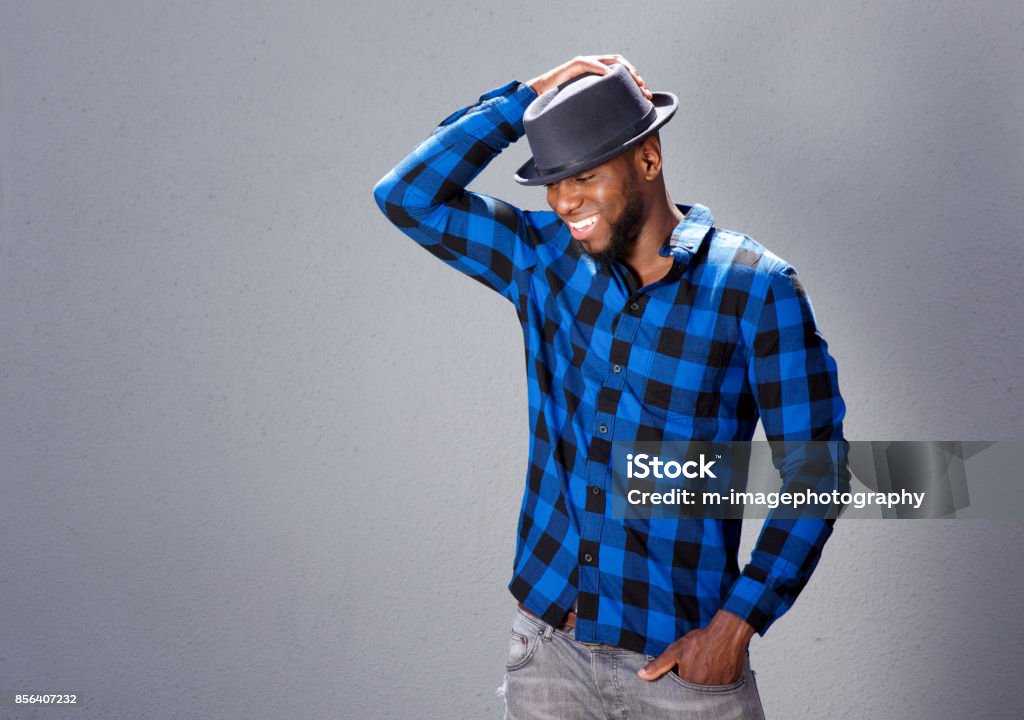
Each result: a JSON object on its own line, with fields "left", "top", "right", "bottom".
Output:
{"left": 569, "top": 216, "right": 598, "bottom": 230}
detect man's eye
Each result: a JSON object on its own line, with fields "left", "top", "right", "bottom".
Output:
{"left": 577, "top": 175, "right": 594, "bottom": 182}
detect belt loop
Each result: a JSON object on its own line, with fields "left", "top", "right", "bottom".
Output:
{"left": 542, "top": 623, "right": 554, "bottom": 641}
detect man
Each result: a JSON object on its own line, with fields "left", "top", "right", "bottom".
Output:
{"left": 373, "top": 55, "right": 847, "bottom": 719}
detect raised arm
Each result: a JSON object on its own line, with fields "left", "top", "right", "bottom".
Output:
{"left": 371, "top": 79, "right": 537, "bottom": 301}
{"left": 372, "top": 56, "right": 651, "bottom": 301}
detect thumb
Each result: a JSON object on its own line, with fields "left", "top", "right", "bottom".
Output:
{"left": 637, "top": 652, "right": 675, "bottom": 681}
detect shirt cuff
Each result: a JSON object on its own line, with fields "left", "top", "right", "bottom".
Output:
{"left": 495, "top": 81, "right": 539, "bottom": 133}
{"left": 435, "top": 80, "right": 537, "bottom": 143}
{"left": 720, "top": 570, "right": 786, "bottom": 637}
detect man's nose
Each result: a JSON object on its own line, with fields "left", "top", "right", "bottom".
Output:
{"left": 548, "top": 183, "right": 583, "bottom": 216}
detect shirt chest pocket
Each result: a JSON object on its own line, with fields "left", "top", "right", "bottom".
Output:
{"left": 638, "top": 341, "right": 735, "bottom": 420}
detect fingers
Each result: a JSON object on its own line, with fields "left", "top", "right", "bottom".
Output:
{"left": 631, "top": 70, "right": 654, "bottom": 101}
{"left": 572, "top": 55, "right": 613, "bottom": 76}
{"left": 596, "top": 54, "right": 653, "bottom": 100}
{"left": 535, "top": 55, "right": 654, "bottom": 100}
{"left": 528, "top": 56, "right": 610, "bottom": 96}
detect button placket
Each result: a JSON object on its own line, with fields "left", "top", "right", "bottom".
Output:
{"left": 579, "top": 293, "right": 645, "bottom": 632}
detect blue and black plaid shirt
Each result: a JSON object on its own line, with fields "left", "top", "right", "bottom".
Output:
{"left": 373, "top": 79, "right": 847, "bottom": 656}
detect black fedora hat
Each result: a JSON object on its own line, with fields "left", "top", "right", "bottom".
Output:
{"left": 514, "top": 63, "right": 678, "bottom": 186}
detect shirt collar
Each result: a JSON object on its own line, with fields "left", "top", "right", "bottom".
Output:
{"left": 659, "top": 203, "right": 715, "bottom": 261}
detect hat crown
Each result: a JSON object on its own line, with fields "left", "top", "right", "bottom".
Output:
{"left": 523, "top": 63, "right": 656, "bottom": 178}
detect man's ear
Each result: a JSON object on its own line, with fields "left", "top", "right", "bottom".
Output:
{"left": 634, "top": 134, "right": 663, "bottom": 180}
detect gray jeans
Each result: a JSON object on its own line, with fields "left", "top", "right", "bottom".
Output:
{"left": 499, "top": 606, "right": 766, "bottom": 719}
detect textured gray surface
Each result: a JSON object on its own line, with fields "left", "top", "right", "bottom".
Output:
{"left": 1, "top": 1, "right": 1023, "bottom": 718}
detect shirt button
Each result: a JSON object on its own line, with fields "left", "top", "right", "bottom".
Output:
{"left": 583, "top": 553, "right": 593, "bottom": 563}
{"left": 612, "top": 364, "right": 622, "bottom": 373}
{"left": 598, "top": 424, "right": 608, "bottom": 434}
{"left": 685, "top": 242, "right": 694, "bottom": 250}
{"left": 630, "top": 302, "right": 640, "bottom": 312}
{"left": 591, "top": 486, "right": 601, "bottom": 495}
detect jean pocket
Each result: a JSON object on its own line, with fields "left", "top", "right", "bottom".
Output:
{"left": 644, "top": 655, "right": 745, "bottom": 693}
{"left": 669, "top": 670, "right": 745, "bottom": 693}
{"left": 506, "top": 629, "right": 539, "bottom": 671}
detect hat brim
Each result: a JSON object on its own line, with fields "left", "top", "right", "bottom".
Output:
{"left": 513, "top": 91, "right": 679, "bottom": 186}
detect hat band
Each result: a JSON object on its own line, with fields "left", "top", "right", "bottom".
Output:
{"left": 534, "top": 104, "right": 659, "bottom": 178}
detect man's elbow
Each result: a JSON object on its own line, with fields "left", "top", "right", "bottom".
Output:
{"left": 372, "top": 171, "right": 420, "bottom": 230}
{"left": 372, "top": 172, "right": 395, "bottom": 217}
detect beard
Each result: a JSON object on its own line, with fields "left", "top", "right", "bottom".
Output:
{"left": 573, "top": 173, "right": 645, "bottom": 267}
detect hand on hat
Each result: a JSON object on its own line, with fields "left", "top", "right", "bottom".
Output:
{"left": 527, "top": 54, "right": 652, "bottom": 100}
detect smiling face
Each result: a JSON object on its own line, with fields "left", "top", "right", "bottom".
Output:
{"left": 545, "top": 146, "right": 647, "bottom": 265}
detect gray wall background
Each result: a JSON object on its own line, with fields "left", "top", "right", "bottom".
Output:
{"left": 2, "top": 1, "right": 1022, "bottom": 718}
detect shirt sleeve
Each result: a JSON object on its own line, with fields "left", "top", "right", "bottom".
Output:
{"left": 721, "top": 264, "right": 850, "bottom": 635}
{"left": 372, "top": 80, "right": 540, "bottom": 302}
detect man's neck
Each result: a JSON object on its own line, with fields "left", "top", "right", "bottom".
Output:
{"left": 622, "top": 196, "right": 685, "bottom": 287}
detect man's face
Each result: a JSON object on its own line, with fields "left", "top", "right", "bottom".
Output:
{"left": 545, "top": 150, "right": 645, "bottom": 266}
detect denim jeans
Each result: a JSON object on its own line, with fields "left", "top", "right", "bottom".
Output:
{"left": 500, "top": 605, "right": 766, "bottom": 719}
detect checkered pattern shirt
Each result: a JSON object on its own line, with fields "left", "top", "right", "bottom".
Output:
{"left": 373, "top": 79, "right": 848, "bottom": 656}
